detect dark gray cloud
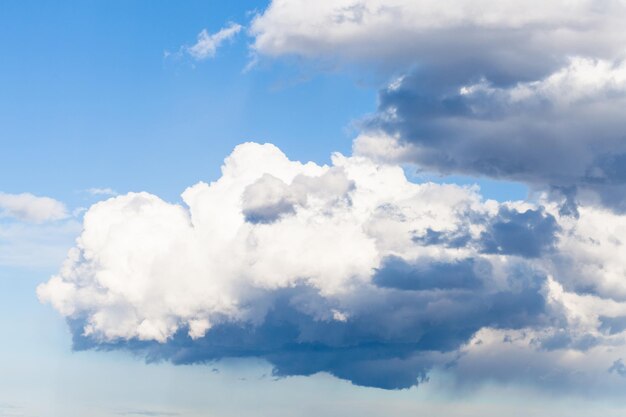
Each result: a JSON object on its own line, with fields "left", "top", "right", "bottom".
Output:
{"left": 599, "top": 316, "right": 626, "bottom": 335}
{"left": 479, "top": 207, "right": 559, "bottom": 258}
{"left": 373, "top": 257, "right": 484, "bottom": 291}
{"left": 412, "top": 228, "right": 472, "bottom": 249}
{"left": 69, "top": 258, "right": 551, "bottom": 390}
{"left": 609, "top": 358, "right": 626, "bottom": 377}
{"left": 367, "top": 59, "right": 626, "bottom": 211}
{"left": 413, "top": 207, "right": 560, "bottom": 258}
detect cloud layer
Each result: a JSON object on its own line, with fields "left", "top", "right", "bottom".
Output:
{"left": 37, "top": 143, "right": 626, "bottom": 389}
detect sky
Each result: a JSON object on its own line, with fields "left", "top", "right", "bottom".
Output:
{"left": 3, "top": 1, "right": 626, "bottom": 416}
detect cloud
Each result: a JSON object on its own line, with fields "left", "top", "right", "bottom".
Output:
{"left": 249, "top": 1, "right": 626, "bottom": 213}
{"left": 86, "top": 188, "right": 117, "bottom": 197}
{"left": 183, "top": 23, "right": 243, "bottom": 60}
{"left": 31, "top": 2, "right": 626, "bottom": 390}
{"left": 478, "top": 207, "right": 559, "bottom": 258}
{"left": 0, "top": 192, "right": 68, "bottom": 223}
{"left": 0, "top": 192, "right": 79, "bottom": 269}
{"left": 251, "top": 0, "right": 626, "bottom": 78}
{"left": 36, "top": 142, "right": 626, "bottom": 390}
{"left": 373, "top": 257, "right": 484, "bottom": 291}
{"left": 412, "top": 205, "right": 560, "bottom": 258}
{"left": 609, "top": 359, "right": 626, "bottom": 377}
{"left": 354, "top": 57, "right": 626, "bottom": 211}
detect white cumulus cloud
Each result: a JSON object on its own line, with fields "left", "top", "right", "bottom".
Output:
{"left": 37, "top": 142, "right": 498, "bottom": 342}
{"left": 36, "top": 142, "right": 626, "bottom": 390}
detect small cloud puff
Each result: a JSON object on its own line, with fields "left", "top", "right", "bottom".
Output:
{"left": 0, "top": 192, "right": 68, "bottom": 223}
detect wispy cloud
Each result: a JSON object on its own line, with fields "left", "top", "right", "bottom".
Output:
{"left": 170, "top": 22, "right": 243, "bottom": 61}
{"left": 85, "top": 187, "right": 117, "bottom": 197}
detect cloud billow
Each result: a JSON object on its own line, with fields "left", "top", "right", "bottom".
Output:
{"left": 36, "top": 142, "right": 626, "bottom": 390}
{"left": 359, "top": 58, "right": 626, "bottom": 212}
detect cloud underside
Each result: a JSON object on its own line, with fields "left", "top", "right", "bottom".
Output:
{"left": 37, "top": 142, "right": 626, "bottom": 389}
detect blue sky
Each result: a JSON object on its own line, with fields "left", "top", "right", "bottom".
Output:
{"left": 0, "top": 0, "right": 526, "bottom": 205}
{"left": 0, "top": 0, "right": 377, "bottom": 204}
{"left": 4, "top": 1, "right": 626, "bottom": 416}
